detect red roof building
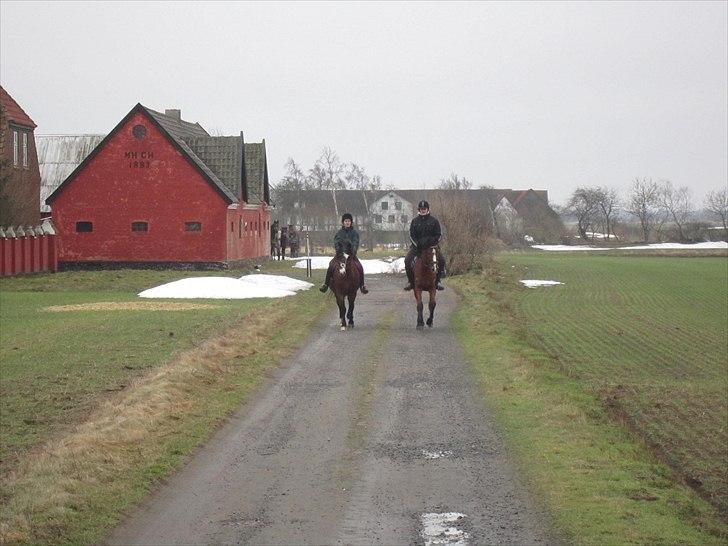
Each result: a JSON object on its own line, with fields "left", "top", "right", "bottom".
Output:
{"left": 0, "top": 86, "right": 41, "bottom": 226}
{"left": 46, "top": 103, "right": 271, "bottom": 268}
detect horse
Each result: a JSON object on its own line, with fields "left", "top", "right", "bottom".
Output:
{"left": 413, "top": 245, "right": 438, "bottom": 329}
{"left": 328, "top": 251, "right": 361, "bottom": 331}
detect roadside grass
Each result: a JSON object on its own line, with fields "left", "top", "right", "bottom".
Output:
{"left": 0, "top": 261, "right": 328, "bottom": 544}
{"left": 450, "top": 254, "right": 727, "bottom": 544}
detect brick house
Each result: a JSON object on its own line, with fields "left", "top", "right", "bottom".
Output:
{"left": 46, "top": 103, "right": 271, "bottom": 268}
{"left": 0, "top": 86, "right": 41, "bottom": 226}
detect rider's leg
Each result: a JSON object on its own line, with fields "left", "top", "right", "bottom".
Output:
{"left": 404, "top": 248, "right": 416, "bottom": 290}
{"left": 354, "top": 257, "right": 368, "bottom": 294}
{"left": 320, "top": 262, "right": 334, "bottom": 292}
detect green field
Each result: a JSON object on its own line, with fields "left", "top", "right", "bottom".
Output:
{"left": 509, "top": 253, "right": 728, "bottom": 512}
{"left": 452, "top": 252, "right": 727, "bottom": 544}
{"left": 0, "top": 262, "right": 329, "bottom": 543}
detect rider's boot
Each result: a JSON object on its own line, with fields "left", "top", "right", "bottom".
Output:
{"left": 403, "top": 283, "right": 413, "bottom": 291}
{"left": 319, "top": 284, "right": 328, "bottom": 293}
{"left": 360, "top": 285, "right": 369, "bottom": 294}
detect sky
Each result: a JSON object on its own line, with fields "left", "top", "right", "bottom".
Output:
{"left": 1, "top": 1, "right": 726, "bottom": 205}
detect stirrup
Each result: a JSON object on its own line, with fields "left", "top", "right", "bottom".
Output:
{"left": 404, "top": 283, "right": 413, "bottom": 291}
{"left": 436, "top": 283, "right": 444, "bottom": 291}
{"left": 360, "top": 285, "right": 369, "bottom": 294}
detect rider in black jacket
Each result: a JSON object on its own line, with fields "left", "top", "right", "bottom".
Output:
{"left": 404, "top": 200, "right": 446, "bottom": 291}
{"left": 320, "top": 213, "right": 369, "bottom": 294}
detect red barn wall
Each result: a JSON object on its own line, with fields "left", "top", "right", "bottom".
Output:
{"left": 225, "top": 206, "right": 271, "bottom": 261}
{"left": 51, "top": 112, "right": 228, "bottom": 263}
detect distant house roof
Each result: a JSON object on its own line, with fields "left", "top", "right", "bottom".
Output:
{"left": 0, "top": 86, "right": 37, "bottom": 128}
{"left": 43, "top": 103, "right": 270, "bottom": 208}
{"left": 36, "top": 135, "right": 105, "bottom": 212}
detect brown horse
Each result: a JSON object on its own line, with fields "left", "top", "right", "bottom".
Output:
{"left": 328, "top": 251, "right": 361, "bottom": 331}
{"left": 413, "top": 245, "right": 438, "bottom": 329}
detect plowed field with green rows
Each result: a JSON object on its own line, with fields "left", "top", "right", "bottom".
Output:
{"left": 507, "top": 253, "right": 728, "bottom": 514}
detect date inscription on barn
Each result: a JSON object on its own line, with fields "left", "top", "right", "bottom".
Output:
{"left": 124, "top": 151, "right": 154, "bottom": 168}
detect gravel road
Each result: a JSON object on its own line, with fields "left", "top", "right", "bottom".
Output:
{"left": 108, "top": 275, "right": 553, "bottom": 545}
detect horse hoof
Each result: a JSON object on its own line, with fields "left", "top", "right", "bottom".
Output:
{"left": 426, "top": 321, "right": 433, "bottom": 327}
{"left": 340, "top": 326, "right": 346, "bottom": 331}
{"left": 348, "top": 322, "right": 354, "bottom": 328}
{"left": 416, "top": 323, "right": 424, "bottom": 330}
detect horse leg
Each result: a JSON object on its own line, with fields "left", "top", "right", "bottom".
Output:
{"left": 336, "top": 294, "right": 347, "bottom": 330}
{"left": 415, "top": 289, "right": 424, "bottom": 329}
{"left": 347, "top": 293, "right": 356, "bottom": 327}
{"left": 426, "top": 289, "right": 436, "bottom": 327}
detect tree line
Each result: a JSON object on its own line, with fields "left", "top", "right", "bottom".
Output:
{"left": 565, "top": 179, "right": 727, "bottom": 243}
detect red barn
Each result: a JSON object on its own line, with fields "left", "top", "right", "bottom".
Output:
{"left": 46, "top": 104, "right": 271, "bottom": 268}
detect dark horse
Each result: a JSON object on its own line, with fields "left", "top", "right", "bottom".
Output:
{"left": 328, "top": 251, "right": 361, "bottom": 331}
{"left": 413, "top": 245, "right": 438, "bottom": 329}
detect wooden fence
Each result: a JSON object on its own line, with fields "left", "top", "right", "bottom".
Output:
{"left": 0, "top": 221, "right": 58, "bottom": 276}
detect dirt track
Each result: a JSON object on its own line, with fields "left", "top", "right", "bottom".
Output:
{"left": 107, "top": 275, "right": 552, "bottom": 545}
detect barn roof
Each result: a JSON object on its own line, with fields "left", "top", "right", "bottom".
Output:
{"left": 36, "top": 135, "right": 105, "bottom": 212}
{"left": 44, "top": 104, "right": 269, "bottom": 208}
{"left": 0, "top": 86, "right": 37, "bottom": 128}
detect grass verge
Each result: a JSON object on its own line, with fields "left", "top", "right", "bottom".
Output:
{"left": 0, "top": 264, "right": 328, "bottom": 544}
{"left": 450, "top": 257, "right": 726, "bottom": 545}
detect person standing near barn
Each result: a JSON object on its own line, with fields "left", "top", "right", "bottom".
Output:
{"left": 403, "top": 200, "right": 446, "bottom": 291}
{"left": 270, "top": 220, "right": 281, "bottom": 260}
{"left": 288, "top": 225, "right": 300, "bottom": 258}
{"left": 320, "top": 213, "right": 369, "bottom": 294}
{"left": 280, "top": 225, "right": 288, "bottom": 260}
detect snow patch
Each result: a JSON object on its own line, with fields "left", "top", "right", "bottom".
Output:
{"left": 520, "top": 280, "right": 564, "bottom": 288}
{"left": 420, "top": 512, "right": 469, "bottom": 545}
{"left": 532, "top": 242, "right": 727, "bottom": 252}
{"left": 293, "top": 256, "right": 406, "bottom": 274}
{"left": 422, "top": 449, "right": 453, "bottom": 459}
{"left": 138, "top": 275, "right": 312, "bottom": 299}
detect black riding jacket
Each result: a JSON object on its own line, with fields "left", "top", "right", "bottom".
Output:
{"left": 409, "top": 213, "right": 442, "bottom": 251}
{"left": 334, "top": 226, "right": 360, "bottom": 255}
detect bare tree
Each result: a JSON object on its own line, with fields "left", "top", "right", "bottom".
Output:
{"left": 567, "top": 187, "right": 600, "bottom": 240}
{"left": 345, "top": 163, "right": 382, "bottom": 250}
{"left": 594, "top": 186, "right": 619, "bottom": 240}
{"left": 704, "top": 187, "right": 728, "bottom": 233}
{"left": 308, "top": 147, "right": 345, "bottom": 219}
{"left": 659, "top": 181, "right": 693, "bottom": 242}
{"left": 438, "top": 172, "right": 472, "bottom": 190}
{"left": 431, "top": 191, "right": 489, "bottom": 274}
{"left": 626, "top": 177, "right": 662, "bottom": 242}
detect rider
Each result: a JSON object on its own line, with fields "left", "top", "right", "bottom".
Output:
{"left": 404, "top": 200, "right": 446, "bottom": 291}
{"left": 320, "top": 213, "right": 369, "bottom": 294}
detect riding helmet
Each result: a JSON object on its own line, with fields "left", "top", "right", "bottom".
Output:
{"left": 417, "top": 200, "right": 430, "bottom": 210}
{"left": 341, "top": 213, "right": 353, "bottom": 223}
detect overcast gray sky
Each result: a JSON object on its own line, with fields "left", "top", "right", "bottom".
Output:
{"left": 1, "top": 0, "right": 726, "bottom": 204}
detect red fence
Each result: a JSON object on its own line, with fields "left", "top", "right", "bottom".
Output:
{"left": 0, "top": 224, "right": 58, "bottom": 277}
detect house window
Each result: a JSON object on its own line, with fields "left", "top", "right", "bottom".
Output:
{"left": 131, "top": 222, "right": 148, "bottom": 232}
{"left": 401, "top": 215, "right": 408, "bottom": 223}
{"left": 381, "top": 201, "right": 388, "bottom": 210}
{"left": 13, "top": 131, "right": 18, "bottom": 166}
{"left": 388, "top": 215, "right": 395, "bottom": 223}
{"left": 375, "top": 215, "right": 382, "bottom": 224}
{"left": 395, "top": 201, "right": 402, "bottom": 211}
{"left": 185, "top": 222, "right": 202, "bottom": 232}
{"left": 22, "top": 133, "right": 28, "bottom": 168}
{"left": 76, "top": 221, "right": 93, "bottom": 232}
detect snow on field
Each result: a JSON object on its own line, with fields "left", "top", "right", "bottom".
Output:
{"left": 139, "top": 274, "right": 312, "bottom": 299}
{"left": 532, "top": 242, "right": 727, "bottom": 252}
{"left": 293, "top": 256, "right": 406, "bottom": 274}
{"left": 520, "top": 280, "right": 564, "bottom": 288}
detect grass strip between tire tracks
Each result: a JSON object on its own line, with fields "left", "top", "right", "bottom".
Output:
{"left": 0, "top": 289, "right": 329, "bottom": 545}
{"left": 450, "top": 260, "right": 726, "bottom": 545}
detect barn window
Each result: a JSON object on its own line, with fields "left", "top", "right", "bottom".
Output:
{"left": 238, "top": 218, "right": 242, "bottom": 238}
{"left": 22, "top": 133, "right": 28, "bottom": 168}
{"left": 131, "top": 222, "right": 148, "bottom": 232}
{"left": 231, "top": 222, "right": 234, "bottom": 232}
{"left": 76, "top": 221, "right": 93, "bottom": 232}
{"left": 185, "top": 222, "right": 202, "bottom": 232}
{"left": 12, "top": 131, "right": 18, "bottom": 166}
{"left": 395, "top": 201, "right": 402, "bottom": 211}
{"left": 132, "top": 124, "right": 147, "bottom": 140}
{"left": 388, "top": 215, "right": 395, "bottom": 223}
{"left": 375, "top": 215, "right": 382, "bottom": 224}
{"left": 381, "top": 201, "right": 388, "bottom": 210}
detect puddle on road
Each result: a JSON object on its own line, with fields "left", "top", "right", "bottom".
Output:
{"left": 420, "top": 512, "right": 469, "bottom": 545}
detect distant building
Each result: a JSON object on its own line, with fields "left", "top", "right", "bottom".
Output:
{"left": 45, "top": 103, "right": 271, "bottom": 268}
{"left": 274, "top": 187, "right": 561, "bottom": 245}
{"left": 0, "top": 86, "right": 41, "bottom": 226}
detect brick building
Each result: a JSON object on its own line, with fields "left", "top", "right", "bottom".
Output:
{"left": 0, "top": 86, "right": 41, "bottom": 226}
{"left": 46, "top": 103, "right": 271, "bottom": 268}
